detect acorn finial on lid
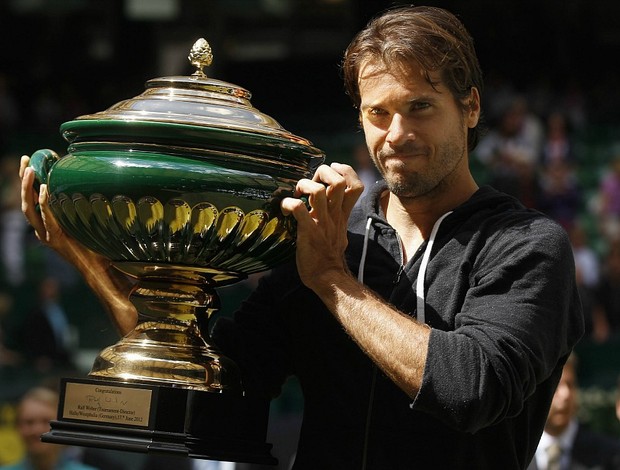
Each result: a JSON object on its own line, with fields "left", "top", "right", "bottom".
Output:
{"left": 188, "top": 38, "right": 213, "bottom": 77}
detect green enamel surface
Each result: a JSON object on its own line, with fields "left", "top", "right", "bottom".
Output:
{"left": 31, "top": 146, "right": 300, "bottom": 274}
{"left": 48, "top": 150, "right": 293, "bottom": 213}
{"left": 60, "top": 119, "right": 324, "bottom": 169}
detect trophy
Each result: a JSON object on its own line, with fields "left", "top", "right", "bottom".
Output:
{"left": 28, "top": 39, "right": 324, "bottom": 464}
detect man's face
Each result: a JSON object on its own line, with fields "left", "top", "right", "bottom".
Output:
{"left": 16, "top": 398, "right": 56, "bottom": 457}
{"left": 358, "top": 60, "right": 479, "bottom": 200}
{"left": 545, "top": 361, "right": 578, "bottom": 435}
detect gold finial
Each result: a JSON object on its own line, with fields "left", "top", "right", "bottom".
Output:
{"left": 188, "top": 38, "right": 213, "bottom": 77}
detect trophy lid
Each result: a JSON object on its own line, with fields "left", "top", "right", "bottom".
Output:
{"left": 60, "top": 38, "right": 324, "bottom": 168}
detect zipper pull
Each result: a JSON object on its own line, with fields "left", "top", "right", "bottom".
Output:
{"left": 393, "top": 264, "right": 404, "bottom": 284}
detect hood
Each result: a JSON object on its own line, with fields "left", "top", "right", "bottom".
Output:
{"left": 350, "top": 181, "right": 526, "bottom": 235}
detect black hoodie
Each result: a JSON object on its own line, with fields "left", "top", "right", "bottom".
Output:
{"left": 214, "top": 182, "right": 584, "bottom": 470}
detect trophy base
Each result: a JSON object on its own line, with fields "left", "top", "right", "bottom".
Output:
{"left": 42, "top": 377, "right": 277, "bottom": 465}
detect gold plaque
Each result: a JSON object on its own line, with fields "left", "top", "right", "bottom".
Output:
{"left": 62, "top": 382, "right": 152, "bottom": 427}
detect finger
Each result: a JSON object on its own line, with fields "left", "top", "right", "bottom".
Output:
{"left": 39, "top": 183, "right": 50, "bottom": 211}
{"left": 280, "top": 196, "right": 315, "bottom": 230}
{"left": 20, "top": 167, "right": 45, "bottom": 236}
{"left": 311, "top": 164, "right": 347, "bottom": 210}
{"left": 295, "top": 178, "right": 329, "bottom": 216}
{"left": 19, "top": 155, "right": 30, "bottom": 178}
{"left": 38, "top": 184, "right": 62, "bottom": 241}
{"left": 329, "top": 162, "right": 365, "bottom": 216}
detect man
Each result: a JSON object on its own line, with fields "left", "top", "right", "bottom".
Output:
{"left": 21, "top": 277, "right": 75, "bottom": 372}
{"left": 1, "top": 387, "right": 97, "bottom": 470}
{"left": 20, "top": 6, "right": 583, "bottom": 469}
{"left": 527, "top": 354, "right": 620, "bottom": 469}
{"left": 617, "top": 376, "right": 620, "bottom": 424}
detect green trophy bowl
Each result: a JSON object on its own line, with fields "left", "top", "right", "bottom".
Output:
{"left": 29, "top": 38, "right": 324, "bottom": 464}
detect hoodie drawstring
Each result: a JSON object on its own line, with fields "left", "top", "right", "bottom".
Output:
{"left": 416, "top": 211, "right": 452, "bottom": 324}
{"left": 358, "top": 217, "right": 373, "bottom": 283}
{"left": 359, "top": 216, "right": 375, "bottom": 470}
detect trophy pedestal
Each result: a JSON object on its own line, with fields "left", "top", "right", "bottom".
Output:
{"left": 42, "top": 377, "right": 277, "bottom": 465}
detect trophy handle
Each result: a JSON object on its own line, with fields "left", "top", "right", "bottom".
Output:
{"left": 29, "top": 148, "right": 60, "bottom": 190}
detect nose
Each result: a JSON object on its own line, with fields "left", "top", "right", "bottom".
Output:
{"left": 555, "top": 382, "right": 573, "bottom": 402}
{"left": 386, "top": 114, "right": 414, "bottom": 146}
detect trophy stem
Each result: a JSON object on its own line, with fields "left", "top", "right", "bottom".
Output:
{"left": 89, "top": 276, "right": 242, "bottom": 392}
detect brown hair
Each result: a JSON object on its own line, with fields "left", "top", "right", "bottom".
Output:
{"left": 342, "top": 5, "right": 484, "bottom": 151}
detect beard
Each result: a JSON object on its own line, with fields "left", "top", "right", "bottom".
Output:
{"left": 371, "top": 137, "right": 466, "bottom": 199}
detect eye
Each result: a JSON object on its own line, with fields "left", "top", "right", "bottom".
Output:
{"left": 411, "top": 101, "right": 431, "bottom": 111}
{"left": 368, "top": 107, "right": 387, "bottom": 116}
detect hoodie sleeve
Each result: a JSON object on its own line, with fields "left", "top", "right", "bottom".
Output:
{"left": 211, "top": 263, "right": 300, "bottom": 399}
{"left": 411, "top": 214, "right": 584, "bottom": 433}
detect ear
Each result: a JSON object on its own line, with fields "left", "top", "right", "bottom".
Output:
{"left": 465, "top": 87, "right": 481, "bottom": 129}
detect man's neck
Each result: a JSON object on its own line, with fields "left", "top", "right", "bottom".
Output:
{"left": 381, "top": 176, "right": 478, "bottom": 262}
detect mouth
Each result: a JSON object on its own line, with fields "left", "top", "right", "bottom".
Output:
{"left": 380, "top": 147, "right": 428, "bottom": 160}
{"left": 382, "top": 152, "right": 427, "bottom": 165}
{"left": 389, "top": 153, "right": 423, "bottom": 159}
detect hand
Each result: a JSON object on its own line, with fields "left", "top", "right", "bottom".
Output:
{"left": 20, "top": 155, "right": 77, "bottom": 255}
{"left": 281, "top": 162, "right": 364, "bottom": 292}
{"left": 19, "top": 155, "right": 138, "bottom": 334}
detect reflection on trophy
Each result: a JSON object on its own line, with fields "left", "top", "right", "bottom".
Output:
{"left": 28, "top": 38, "right": 324, "bottom": 464}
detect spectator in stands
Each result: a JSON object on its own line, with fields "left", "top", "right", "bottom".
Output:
{"left": 537, "top": 160, "right": 582, "bottom": 232}
{"left": 569, "top": 224, "right": 600, "bottom": 338}
{"left": 591, "top": 239, "right": 620, "bottom": 343}
{"left": 596, "top": 154, "right": 620, "bottom": 242}
{"left": 616, "top": 376, "right": 620, "bottom": 425}
{"left": 474, "top": 95, "right": 544, "bottom": 207}
{"left": 20, "top": 278, "right": 75, "bottom": 373}
{"left": 570, "top": 224, "right": 600, "bottom": 290}
{"left": 476, "top": 95, "right": 544, "bottom": 169}
{"left": 0, "top": 386, "right": 97, "bottom": 470}
{"left": 0, "top": 290, "right": 21, "bottom": 368}
{"left": 0, "top": 154, "right": 28, "bottom": 286}
{"left": 541, "top": 111, "right": 575, "bottom": 168}
{"left": 527, "top": 353, "right": 620, "bottom": 470}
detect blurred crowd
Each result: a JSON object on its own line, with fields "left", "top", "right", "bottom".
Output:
{"left": 1, "top": 61, "right": 620, "bottom": 468}
{"left": 472, "top": 76, "right": 620, "bottom": 347}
